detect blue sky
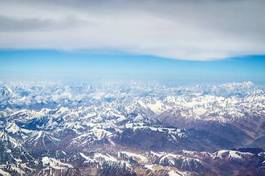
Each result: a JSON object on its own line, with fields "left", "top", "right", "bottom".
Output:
{"left": 1, "top": 50, "right": 265, "bottom": 84}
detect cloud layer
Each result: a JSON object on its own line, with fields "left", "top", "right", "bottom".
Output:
{"left": 0, "top": 0, "right": 265, "bottom": 60}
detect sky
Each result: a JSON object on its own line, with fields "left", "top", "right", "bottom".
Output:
{"left": 0, "top": 0, "right": 265, "bottom": 84}
{"left": 1, "top": 50, "right": 265, "bottom": 84}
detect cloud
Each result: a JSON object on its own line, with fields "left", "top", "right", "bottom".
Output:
{"left": 0, "top": 0, "right": 265, "bottom": 60}
{"left": 0, "top": 16, "right": 57, "bottom": 32}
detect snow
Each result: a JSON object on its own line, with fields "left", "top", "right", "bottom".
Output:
{"left": 71, "top": 128, "right": 112, "bottom": 146}
{"left": 90, "top": 128, "right": 112, "bottom": 140}
{"left": 0, "top": 169, "right": 10, "bottom": 176}
{"left": 56, "top": 107, "right": 69, "bottom": 114}
{"left": 138, "top": 100, "right": 165, "bottom": 114}
{"left": 42, "top": 157, "right": 73, "bottom": 170}
{"left": 9, "top": 165, "right": 25, "bottom": 175}
{"left": 2, "top": 81, "right": 264, "bottom": 127}
{"left": 159, "top": 154, "right": 179, "bottom": 165}
{"left": 34, "top": 131, "right": 44, "bottom": 141}
{"left": 144, "top": 164, "right": 154, "bottom": 170}
{"left": 119, "top": 151, "right": 148, "bottom": 163}
{"left": 79, "top": 153, "right": 96, "bottom": 163}
{"left": 93, "top": 153, "right": 117, "bottom": 162}
{"left": 168, "top": 170, "right": 181, "bottom": 176}
{"left": 214, "top": 150, "right": 253, "bottom": 160}
{"left": 0, "top": 131, "right": 6, "bottom": 138}
{"left": 5, "top": 123, "right": 20, "bottom": 134}
{"left": 193, "top": 107, "right": 206, "bottom": 116}
{"left": 0, "top": 131, "right": 21, "bottom": 148}
{"left": 168, "top": 170, "right": 190, "bottom": 176}
{"left": 91, "top": 92, "right": 105, "bottom": 100}
{"left": 159, "top": 153, "right": 202, "bottom": 167}
{"left": 150, "top": 151, "right": 164, "bottom": 158}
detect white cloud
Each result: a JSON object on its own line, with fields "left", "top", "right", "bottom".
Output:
{"left": 0, "top": 0, "right": 265, "bottom": 60}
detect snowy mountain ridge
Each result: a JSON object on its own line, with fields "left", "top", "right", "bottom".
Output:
{"left": 0, "top": 81, "right": 265, "bottom": 175}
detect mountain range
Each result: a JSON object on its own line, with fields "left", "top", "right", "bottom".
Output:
{"left": 0, "top": 81, "right": 265, "bottom": 176}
